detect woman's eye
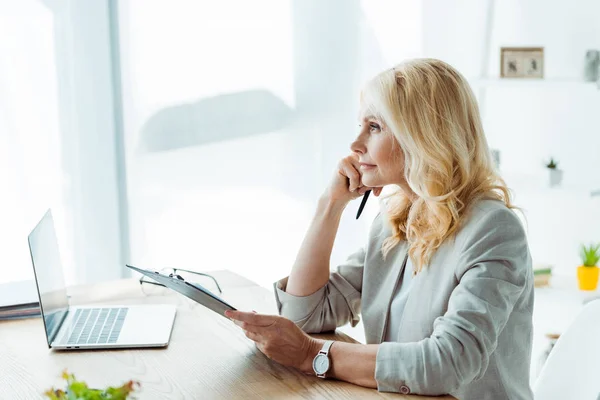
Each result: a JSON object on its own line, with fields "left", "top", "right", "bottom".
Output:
{"left": 369, "top": 123, "right": 381, "bottom": 132}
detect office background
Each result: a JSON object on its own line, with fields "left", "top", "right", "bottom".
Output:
{"left": 1, "top": 0, "right": 600, "bottom": 382}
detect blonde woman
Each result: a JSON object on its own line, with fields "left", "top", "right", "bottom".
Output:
{"left": 227, "top": 59, "right": 533, "bottom": 400}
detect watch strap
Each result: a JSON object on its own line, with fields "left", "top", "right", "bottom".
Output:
{"left": 319, "top": 340, "right": 334, "bottom": 356}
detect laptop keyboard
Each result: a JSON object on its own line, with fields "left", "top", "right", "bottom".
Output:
{"left": 65, "top": 307, "right": 128, "bottom": 345}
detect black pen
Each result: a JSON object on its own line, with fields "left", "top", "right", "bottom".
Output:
{"left": 356, "top": 190, "right": 371, "bottom": 219}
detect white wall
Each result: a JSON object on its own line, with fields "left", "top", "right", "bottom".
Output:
{"left": 423, "top": 0, "right": 600, "bottom": 276}
{"left": 487, "top": 0, "right": 600, "bottom": 276}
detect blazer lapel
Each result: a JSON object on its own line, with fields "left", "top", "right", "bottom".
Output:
{"left": 379, "top": 251, "right": 408, "bottom": 342}
{"left": 363, "top": 241, "right": 408, "bottom": 344}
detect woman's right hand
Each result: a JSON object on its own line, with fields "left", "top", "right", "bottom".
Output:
{"left": 323, "top": 154, "right": 382, "bottom": 205}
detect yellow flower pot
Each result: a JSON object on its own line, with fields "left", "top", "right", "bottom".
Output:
{"left": 577, "top": 265, "right": 599, "bottom": 291}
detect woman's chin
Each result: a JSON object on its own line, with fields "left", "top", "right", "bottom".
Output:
{"left": 361, "top": 178, "right": 378, "bottom": 188}
{"left": 361, "top": 172, "right": 386, "bottom": 188}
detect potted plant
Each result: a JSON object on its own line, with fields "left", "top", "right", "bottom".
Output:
{"left": 577, "top": 243, "right": 600, "bottom": 291}
{"left": 45, "top": 370, "right": 139, "bottom": 400}
{"left": 545, "top": 157, "right": 563, "bottom": 187}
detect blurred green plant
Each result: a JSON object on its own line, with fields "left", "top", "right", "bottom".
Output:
{"left": 580, "top": 243, "right": 600, "bottom": 267}
{"left": 545, "top": 158, "right": 559, "bottom": 169}
{"left": 44, "top": 370, "right": 139, "bottom": 400}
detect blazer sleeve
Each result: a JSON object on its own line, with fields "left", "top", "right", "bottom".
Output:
{"left": 374, "top": 206, "right": 532, "bottom": 395}
{"left": 273, "top": 247, "right": 365, "bottom": 333}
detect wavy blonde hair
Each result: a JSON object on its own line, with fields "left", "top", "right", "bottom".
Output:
{"left": 361, "top": 58, "right": 516, "bottom": 273}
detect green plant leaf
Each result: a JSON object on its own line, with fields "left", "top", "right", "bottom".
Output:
{"left": 45, "top": 370, "right": 139, "bottom": 400}
{"left": 105, "top": 380, "right": 139, "bottom": 400}
{"left": 44, "top": 389, "right": 64, "bottom": 400}
{"left": 533, "top": 268, "right": 552, "bottom": 275}
{"left": 580, "top": 243, "right": 600, "bottom": 267}
{"left": 546, "top": 158, "right": 558, "bottom": 169}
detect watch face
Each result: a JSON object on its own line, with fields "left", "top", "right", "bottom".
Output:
{"left": 313, "top": 354, "right": 330, "bottom": 374}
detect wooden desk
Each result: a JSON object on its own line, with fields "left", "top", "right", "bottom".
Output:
{"left": 0, "top": 270, "right": 454, "bottom": 399}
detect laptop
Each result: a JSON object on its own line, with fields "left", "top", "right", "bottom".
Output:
{"left": 28, "top": 210, "right": 176, "bottom": 350}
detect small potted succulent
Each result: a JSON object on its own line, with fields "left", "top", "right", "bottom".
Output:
{"left": 577, "top": 243, "right": 600, "bottom": 291}
{"left": 45, "top": 370, "right": 139, "bottom": 400}
{"left": 545, "top": 158, "right": 563, "bottom": 187}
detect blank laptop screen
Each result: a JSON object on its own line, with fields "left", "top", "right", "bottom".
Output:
{"left": 28, "top": 210, "right": 69, "bottom": 346}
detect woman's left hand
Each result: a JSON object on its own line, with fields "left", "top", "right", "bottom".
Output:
{"left": 225, "top": 310, "right": 322, "bottom": 374}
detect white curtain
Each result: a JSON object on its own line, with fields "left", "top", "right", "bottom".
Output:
{"left": 0, "top": 0, "right": 126, "bottom": 286}
{"left": 0, "top": 1, "right": 69, "bottom": 284}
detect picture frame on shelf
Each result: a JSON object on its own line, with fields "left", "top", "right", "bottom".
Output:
{"left": 501, "top": 47, "right": 544, "bottom": 78}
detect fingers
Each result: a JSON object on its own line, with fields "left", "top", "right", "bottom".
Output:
{"left": 358, "top": 186, "right": 383, "bottom": 196}
{"left": 226, "top": 310, "right": 275, "bottom": 327}
{"left": 339, "top": 158, "right": 362, "bottom": 192}
{"left": 243, "top": 329, "right": 261, "bottom": 342}
{"left": 357, "top": 186, "right": 370, "bottom": 195}
{"left": 339, "top": 156, "right": 385, "bottom": 196}
{"left": 233, "top": 319, "right": 264, "bottom": 334}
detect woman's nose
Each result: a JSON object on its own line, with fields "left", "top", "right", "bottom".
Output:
{"left": 350, "top": 138, "right": 365, "bottom": 155}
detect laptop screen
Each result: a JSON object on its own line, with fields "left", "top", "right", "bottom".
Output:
{"left": 27, "top": 210, "right": 69, "bottom": 346}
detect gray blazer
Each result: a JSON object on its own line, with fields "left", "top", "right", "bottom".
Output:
{"left": 274, "top": 199, "right": 534, "bottom": 400}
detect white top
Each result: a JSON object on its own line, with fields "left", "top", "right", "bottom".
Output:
{"left": 384, "top": 255, "right": 414, "bottom": 342}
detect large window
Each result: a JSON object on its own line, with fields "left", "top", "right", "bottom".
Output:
{"left": 118, "top": 0, "right": 420, "bottom": 288}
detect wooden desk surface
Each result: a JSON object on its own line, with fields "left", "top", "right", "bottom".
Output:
{"left": 0, "top": 270, "right": 454, "bottom": 399}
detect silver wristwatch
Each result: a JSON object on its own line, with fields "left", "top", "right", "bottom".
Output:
{"left": 312, "top": 340, "right": 334, "bottom": 378}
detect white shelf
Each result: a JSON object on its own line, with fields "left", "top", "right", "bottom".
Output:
{"left": 500, "top": 171, "right": 600, "bottom": 197}
{"left": 471, "top": 78, "right": 598, "bottom": 89}
{"left": 542, "top": 274, "right": 600, "bottom": 304}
